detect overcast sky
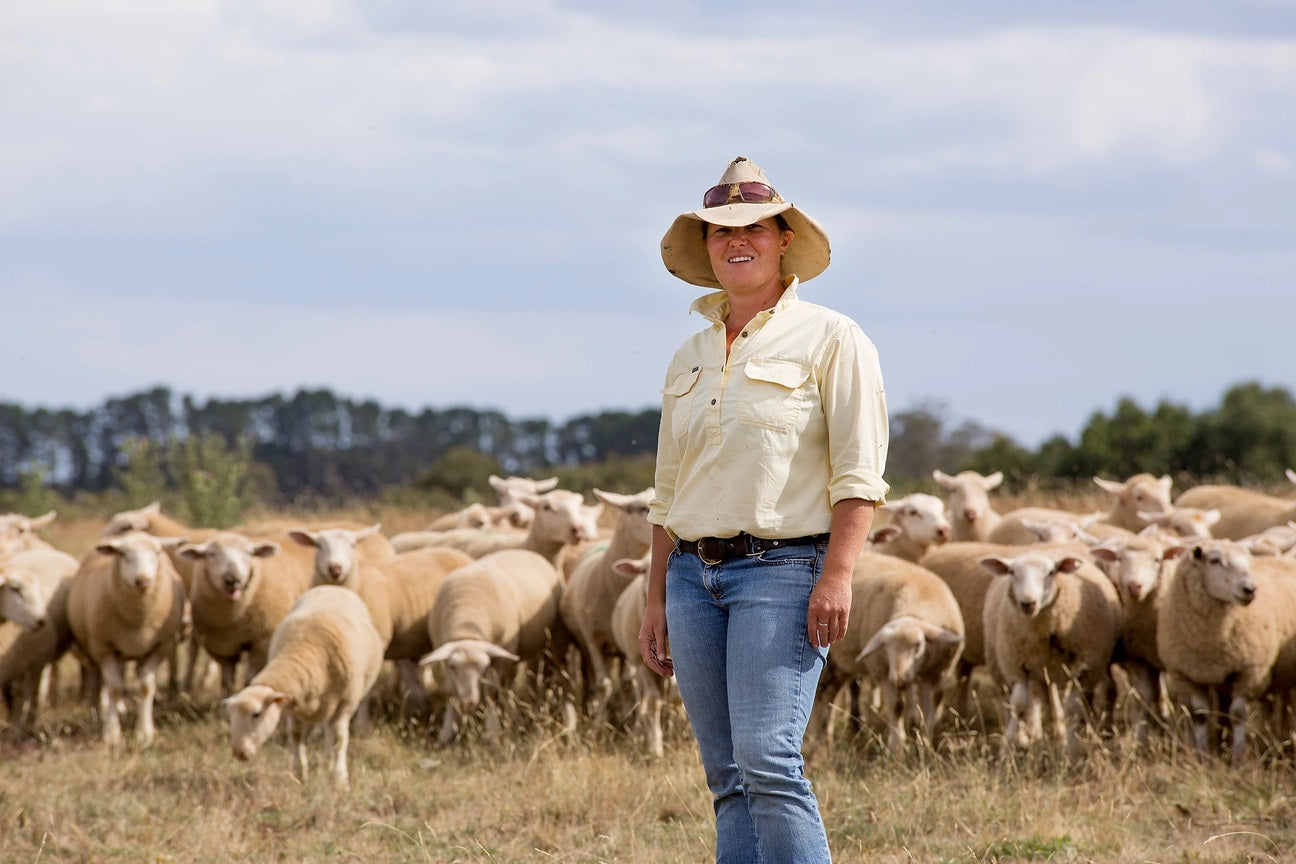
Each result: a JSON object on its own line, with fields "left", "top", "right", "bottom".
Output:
{"left": 4, "top": 1, "right": 1294, "bottom": 450}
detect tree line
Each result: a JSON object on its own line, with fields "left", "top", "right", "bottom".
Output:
{"left": 1, "top": 380, "right": 1293, "bottom": 511}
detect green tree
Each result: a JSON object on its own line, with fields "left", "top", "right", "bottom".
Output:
{"left": 170, "top": 433, "right": 252, "bottom": 528}
{"left": 414, "top": 446, "right": 504, "bottom": 502}
{"left": 113, "top": 436, "right": 169, "bottom": 508}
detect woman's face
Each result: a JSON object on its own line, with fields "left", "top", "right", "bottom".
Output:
{"left": 705, "top": 218, "right": 793, "bottom": 294}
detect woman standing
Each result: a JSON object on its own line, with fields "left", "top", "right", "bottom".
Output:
{"left": 638, "top": 155, "right": 889, "bottom": 863}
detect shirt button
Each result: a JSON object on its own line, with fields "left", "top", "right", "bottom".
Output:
{"left": 691, "top": 366, "right": 699, "bottom": 372}
{"left": 741, "top": 331, "right": 748, "bottom": 338}
{"left": 711, "top": 399, "right": 717, "bottom": 405}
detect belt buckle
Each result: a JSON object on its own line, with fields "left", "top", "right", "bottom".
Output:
{"left": 696, "top": 537, "right": 725, "bottom": 566}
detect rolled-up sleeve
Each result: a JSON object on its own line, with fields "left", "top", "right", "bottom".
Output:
{"left": 648, "top": 369, "right": 682, "bottom": 529}
{"left": 820, "top": 322, "right": 890, "bottom": 506}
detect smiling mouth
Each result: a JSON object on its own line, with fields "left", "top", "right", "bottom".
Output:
{"left": 727, "top": 256, "right": 753, "bottom": 264}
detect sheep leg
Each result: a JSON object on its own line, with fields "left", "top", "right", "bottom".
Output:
{"left": 634, "top": 667, "right": 665, "bottom": 758}
{"left": 437, "top": 702, "right": 461, "bottom": 745}
{"left": 1025, "top": 680, "right": 1047, "bottom": 746}
{"left": 1005, "top": 681, "right": 1029, "bottom": 749}
{"left": 135, "top": 655, "right": 161, "bottom": 746}
{"left": 287, "top": 717, "right": 309, "bottom": 781}
{"left": 1125, "top": 663, "right": 1160, "bottom": 745}
{"left": 98, "top": 657, "right": 127, "bottom": 746}
{"left": 1185, "top": 685, "right": 1213, "bottom": 760}
{"left": 395, "top": 659, "right": 429, "bottom": 718}
{"left": 881, "top": 682, "right": 906, "bottom": 755}
{"left": 1228, "top": 694, "right": 1250, "bottom": 764}
{"left": 325, "top": 714, "right": 351, "bottom": 789}
{"left": 1045, "top": 676, "right": 1066, "bottom": 746}
{"left": 916, "top": 680, "right": 938, "bottom": 742}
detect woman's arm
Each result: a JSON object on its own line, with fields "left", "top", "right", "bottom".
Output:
{"left": 637, "top": 523, "right": 677, "bottom": 677}
{"left": 807, "top": 497, "right": 875, "bottom": 648}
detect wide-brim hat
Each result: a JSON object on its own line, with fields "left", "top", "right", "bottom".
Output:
{"left": 660, "top": 156, "right": 831, "bottom": 288}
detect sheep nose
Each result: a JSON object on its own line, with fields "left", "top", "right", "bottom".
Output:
{"left": 328, "top": 563, "right": 343, "bottom": 578}
{"left": 963, "top": 508, "right": 978, "bottom": 522}
{"left": 134, "top": 578, "right": 152, "bottom": 591}
{"left": 1018, "top": 600, "right": 1037, "bottom": 616}
{"left": 937, "top": 526, "right": 951, "bottom": 541}
{"left": 1238, "top": 582, "right": 1257, "bottom": 604}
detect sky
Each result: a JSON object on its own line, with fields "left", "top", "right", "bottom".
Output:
{"left": 4, "top": 0, "right": 1295, "bottom": 449}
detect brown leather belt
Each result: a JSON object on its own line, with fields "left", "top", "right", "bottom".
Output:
{"left": 677, "top": 532, "right": 830, "bottom": 565}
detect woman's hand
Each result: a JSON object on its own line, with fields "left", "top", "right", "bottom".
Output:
{"left": 807, "top": 568, "right": 851, "bottom": 648}
{"left": 638, "top": 602, "right": 674, "bottom": 678}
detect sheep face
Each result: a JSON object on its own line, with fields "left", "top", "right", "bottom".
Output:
{"left": 933, "top": 470, "right": 1002, "bottom": 527}
{"left": 594, "top": 487, "right": 656, "bottom": 548}
{"left": 0, "top": 511, "right": 56, "bottom": 557}
{"left": 288, "top": 524, "right": 381, "bottom": 587}
{"left": 858, "top": 615, "right": 964, "bottom": 690}
{"left": 95, "top": 533, "right": 169, "bottom": 593}
{"left": 1190, "top": 541, "right": 1256, "bottom": 606}
{"left": 1095, "top": 473, "right": 1173, "bottom": 530}
{"left": 420, "top": 639, "right": 519, "bottom": 709}
{"left": 224, "top": 685, "right": 289, "bottom": 761}
{"left": 1091, "top": 538, "right": 1178, "bottom": 603}
{"left": 881, "top": 494, "right": 952, "bottom": 546}
{"left": 980, "top": 553, "right": 1083, "bottom": 618}
{"left": 522, "top": 490, "right": 598, "bottom": 545}
{"left": 0, "top": 572, "right": 50, "bottom": 630}
{"left": 101, "top": 501, "right": 161, "bottom": 537}
{"left": 182, "top": 534, "right": 281, "bottom": 602}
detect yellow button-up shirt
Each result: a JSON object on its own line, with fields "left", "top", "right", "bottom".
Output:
{"left": 649, "top": 278, "right": 890, "bottom": 542}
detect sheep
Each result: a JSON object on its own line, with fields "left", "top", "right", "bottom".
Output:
{"left": 1087, "top": 533, "right": 1187, "bottom": 743}
{"left": 609, "top": 552, "right": 674, "bottom": 757}
{"left": 0, "top": 548, "right": 79, "bottom": 731}
{"left": 1137, "top": 506, "right": 1220, "bottom": 540}
{"left": 175, "top": 531, "right": 316, "bottom": 697}
{"left": 980, "top": 547, "right": 1123, "bottom": 757}
{"left": 419, "top": 548, "right": 567, "bottom": 744}
{"left": 287, "top": 523, "right": 475, "bottom": 718}
{"left": 1093, "top": 473, "right": 1174, "bottom": 532}
{"left": 429, "top": 502, "right": 494, "bottom": 531}
{"left": 1174, "top": 483, "right": 1296, "bottom": 540}
{"left": 393, "top": 489, "right": 597, "bottom": 567}
{"left": 809, "top": 552, "right": 964, "bottom": 755}
{"left": 986, "top": 507, "right": 1113, "bottom": 545}
{"left": 1240, "top": 521, "right": 1296, "bottom": 557}
{"left": 558, "top": 487, "right": 654, "bottom": 725}
{"left": 223, "top": 584, "right": 384, "bottom": 788}
{"left": 1155, "top": 539, "right": 1296, "bottom": 761}
{"left": 933, "top": 469, "right": 1004, "bottom": 542}
{"left": 66, "top": 531, "right": 188, "bottom": 746}
{"left": 869, "top": 493, "right": 952, "bottom": 561}
{"left": 0, "top": 511, "right": 58, "bottom": 558}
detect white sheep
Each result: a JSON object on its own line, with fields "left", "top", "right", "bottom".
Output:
{"left": 980, "top": 547, "right": 1123, "bottom": 757}
{"left": 223, "top": 584, "right": 384, "bottom": 788}
{"left": 558, "top": 487, "right": 654, "bottom": 725}
{"left": 1087, "top": 533, "right": 1187, "bottom": 743}
{"left": 1174, "top": 483, "right": 1296, "bottom": 541}
{"left": 0, "top": 511, "right": 58, "bottom": 558}
{"left": 1155, "top": 539, "right": 1296, "bottom": 761}
{"left": 419, "top": 548, "right": 567, "bottom": 744}
{"left": 66, "top": 531, "right": 188, "bottom": 746}
{"left": 393, "top": 489, "right": 597, "bottom": 567}
{"left": 1240, "top": 521, "right": 1296, "bottom": 557}
{"left": 869, "top": 493, "right": 952, "bottom": 561}
{"left": 176, "top": 531, "right": 316, "bottom": 697}
{"left": 0, "top": 548, "right": 79, "bottom": 731}
{"left": 287, "top": 523, "right": 474, "bottom": 718}
{"left": 1093, "top": 473, "right": 1174, "bottom": 532}
{"left": 809, "top": 552, "right": 964, "bottom": 755}
{"left": 609, "top": 553, "right": 673, "bottom": 757}
{"left": 1137, "top": 506, "right": 1220, "bottom": 540}
{"left": 932, "top": 469, "right": 1004, "bottom": 542}
{"left": 986, "top": 507, "right": 1106, "bottom": 545}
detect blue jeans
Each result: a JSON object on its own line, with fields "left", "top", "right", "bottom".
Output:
{"left": 666, "top": 540, "right": 832, "bottom": 864}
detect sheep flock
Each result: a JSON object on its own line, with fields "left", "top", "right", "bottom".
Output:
{"left": 4, "top": 468, "right": 1296, "bottom": 786}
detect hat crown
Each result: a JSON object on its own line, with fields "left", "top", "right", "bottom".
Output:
{"left": 716, "top": 156, "right": 771, "bottom": 187}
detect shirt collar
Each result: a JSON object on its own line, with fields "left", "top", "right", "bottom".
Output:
{"left": 689, "top": 275, "right": 803, "bottom": 324}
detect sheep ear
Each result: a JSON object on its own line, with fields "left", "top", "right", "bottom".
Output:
{"left": 611, "top": 557, "right": 647, "bottom": 578}
{"left": 978, "top": 556, "right": 1012, "bottom": 576}
{"left": 251, "top": 542, "right": 280, "bottom": 558}
{"left": 1093, "top": 476, "right": 1122, "bottom": 495}
{"left": 95, "top": 540, "right": 124, "bottom": 557}
{"left": 1057, "top": 556, "right": 1086, "bottom": 573}
{"left": 1203, "top": 509, "right": 1221, "bottom": 527}
{"left": 159, "top": 537, "right": 188, "bottom": 551}
{"left": 869, "top": 525, "right": 902, "bottom": 544}
{"left": 984, "top": 471, "right": 1004, "bottom": 489}
{"left": 932, "top": 469, "right": 955, "bottom": 487}
{"left": 1163, "top": 544, "right": 1189, "bottom": 561}
{"left": 142, "top": 501, "right": 162, "bottom": 515}
{"left": 1089, "top": 545, "right": 1119, "bottom": 563}
{"left": 533, "top": 477, "right": 559, "bottom": 493}
{"left": 177, "top": 542, "right": 207, "bottom": 561}
{"left": 269, "top": 692, "right": 290, "bottom": 706}
{"left": 29, "top": 511, "right": 57, "bottom": 530}
{"left": 356, "top": 523, "right": 382, "bottom": 540}
{"left": 486, "top": 645, "right": 520, "bottom": 662}
{"left": 421, "top": 643, "right": 457, "bottom": 665}
{"left": 287, "top": 529, "right": 318, "bottom": 548}
{"left": 919, "top": 622, "right": 964, "bottom": 646}
{"left": 856, "top": 624, "right": 896, "bottom": 661}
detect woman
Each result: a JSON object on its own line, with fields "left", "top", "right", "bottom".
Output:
{"left": 638, "top": 156, "right": 889, "bottom": 864}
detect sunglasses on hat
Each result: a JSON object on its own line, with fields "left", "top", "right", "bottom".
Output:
{"left": 702, "top": 181, "right": 782, "bottom": 208}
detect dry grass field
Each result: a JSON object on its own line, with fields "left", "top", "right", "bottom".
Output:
{"left": 2, "top": 500, "right": 1295, "bottom": 863}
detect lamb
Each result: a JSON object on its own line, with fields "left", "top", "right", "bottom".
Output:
{"left": 1155, "top": 539, "right": 1296, "bottom": 761}
{"left": 392, "top": 489, "right": 596, "bottom": 566}
{"left": 809, "top": 552, "right": 964, "bottom": 755}
{"left": 288, "top": 523, "right": 475, "bottom": 717}
{"left": 1174, "top": 483, "right": 1296, "bottom": 540}
{"left": 932, "top": 469, "right": 1004, "bottom": 542}
{"left": 175, "top": 531, "right": 316, "bottom": 697}
{"left": 0, "top": 511, "right": 58, "bottom": 558}
{"left": 1092, "top": 473, "right": 1174, "bottom": 532}
{"left": 609, "top": 552, "right": 673, "bottom": 757}
{"left": 1087, "top": 533, "right": 1186, "bottom": 743}
{"left": 0, "top": 548, "right": 79, "bottom": 730}
{"left": 558, "top": 487, "right": 654, "bottom": 725}
{"left": 980, "top": 547, "right": 1123, "bottom": 757}
{"left": 66, "top": 531, "right": 188, "bottom": 746}
{"left": 869, "top": 493, "right": 952, "bottom": 561}
{"left": 419, "top": 548, "right": 567, "bottom": 744}
{"left": 223, "top": 585, "right": 384, "bottom": 788}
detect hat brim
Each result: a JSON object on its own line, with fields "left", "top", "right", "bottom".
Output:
{"left": 660, "top": 201, "right": 830, "bottom": 288}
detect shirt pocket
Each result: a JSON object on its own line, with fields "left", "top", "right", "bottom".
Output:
{"left": 739, "top": 357, "right": 810, "bottom": 432}
{"left": 662, "top": 365, "right": 702, "bottom": 441}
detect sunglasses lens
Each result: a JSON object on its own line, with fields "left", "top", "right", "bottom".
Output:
{"left": 702, "top": 182, "right": 778, "bottom": 208}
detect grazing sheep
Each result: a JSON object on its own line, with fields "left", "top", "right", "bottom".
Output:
{"left": 981, "top": 548, "right": 1123, "bottom": 757}
{"left": 559, "top": 487, "right": 654, "bottom": 725}
{"left": 393, "top": 489, "right": 597, "bottom": 567}
{"left": 66, "top": 532, "right": 188, "bottom": 746}
{"left": 0, "top": 511, "right": 58, "bottom": 558}
{"left": 1093, "top": 473, "right": 1174, "bottom": 532}
{"left": 1087, "top": 534, "right": 1187, "bottom": 743}
{"left": 176, "top": 531, "right": 316, "bottom": 697}
{"left": 809, "top": 552, "right": 964, "bottom": 755}
{"left": 288, "top": 523, "right": 474, "bottom": 718}
{"left": 1156, "top": 540, "right": 1296, "bottom": 761}
{"left": 870, "top": 493, "right": 952, "bottom": 561}
{"left": 0, "top": 548, "right": 79, "bottom": 731}
{"left": 223, "top": 585, "right": 384, "bottom": 788}
{"left": 420, "top": 548, "right": 567, "bottom": 744}
{"left": 609, "top": 553, "right": 673, "bottom": 757}
{"left": 933, "top": 469, "right": 1004, "bottom": 542}
{"left": 1174, "top": 484, "right": 1296, "bottom": 541}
